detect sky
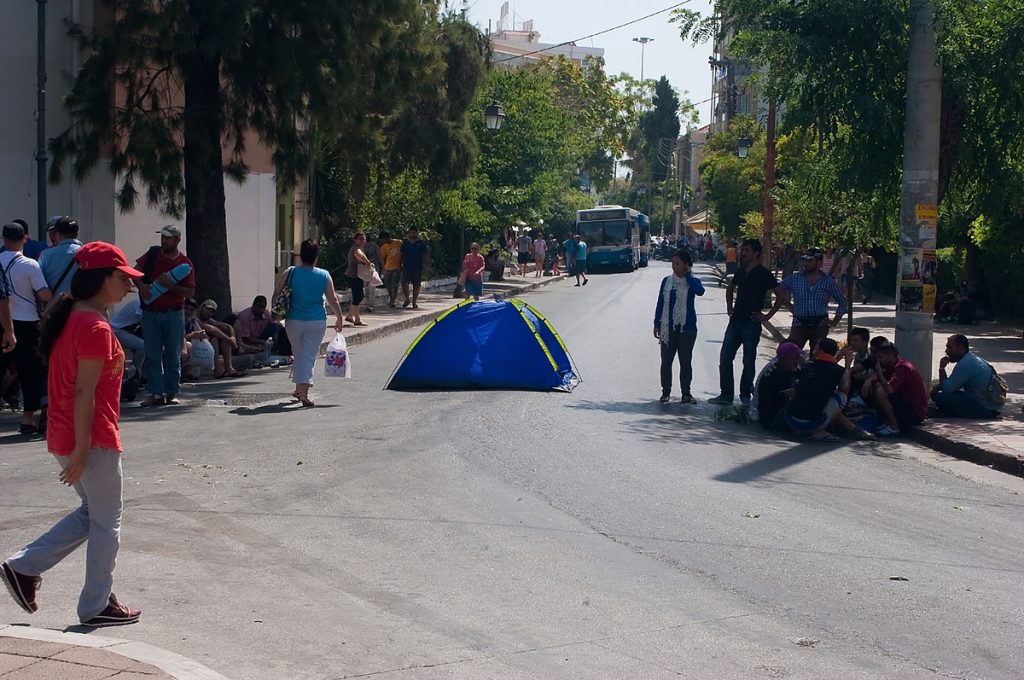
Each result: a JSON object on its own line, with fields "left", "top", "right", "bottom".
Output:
{"left": 463, "top": 0, "right": 717, "bottom": 128}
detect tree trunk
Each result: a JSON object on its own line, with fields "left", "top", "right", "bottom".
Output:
{"left": 182, "top": 53, "right": 231, "bottom": 313}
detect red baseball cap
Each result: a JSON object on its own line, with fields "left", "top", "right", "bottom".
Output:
{"left": 75, "top": 242, "right": 144, "bottom": 278}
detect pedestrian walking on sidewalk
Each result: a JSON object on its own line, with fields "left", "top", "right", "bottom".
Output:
{"left": 654, "top": 249, "right": 705, "bottom": 404}
{"left": 709, "top": 238, "right": 786, "bottom": 406}
{"left": 532, "top": 233, "right": 547, "bottom": 278}
{"left": 779, "top": 248, "right": 848, "bottom": 349}
{"left": 344, "top": 232, "right": 372, "bottom": 327}
{"left": 562, "top": 234, "right": 576, "bottom": 276}
{"left": 857, "top": 248, "right": 876, "bottom": 303}
{"left": 273, "top": 239, "right": 344, "bottom": 408}
{"left": 572, "top": 235, "right": 589, "bottom": 286}
{"left": 400, "top": 228, "right": 430, "bottom": 308}
{"left": 1, "top": 242, "right": 145, "bottom": 627}
{"left": 462, "top": 243, "right": 486, "bottom": 301}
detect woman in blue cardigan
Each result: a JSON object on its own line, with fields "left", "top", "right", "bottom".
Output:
{"left": 654, "top": 248, "right": 705, "bottom": 403}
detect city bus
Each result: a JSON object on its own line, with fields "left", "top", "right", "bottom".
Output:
{"left": 638, "top": 213, "right": 651, "bottom": 267}
{"left": 575, "top": 206, "right": 641, "bottom": 272}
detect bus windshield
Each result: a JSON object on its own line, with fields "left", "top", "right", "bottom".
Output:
{"left": 578, "top": 219, "right": 631, "bottom": 246}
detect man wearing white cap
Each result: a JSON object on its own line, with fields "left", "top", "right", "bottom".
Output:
{"left": 134, "top": 225, "right": 196, "bottom": 406}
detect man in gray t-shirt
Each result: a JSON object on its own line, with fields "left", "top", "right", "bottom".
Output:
{"left": 516, "top": 232, "right": 533, "bottom": 276}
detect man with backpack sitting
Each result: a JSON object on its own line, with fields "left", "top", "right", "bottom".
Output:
{"left": 931, "top": 334, "right": 1006, "bottom": 418}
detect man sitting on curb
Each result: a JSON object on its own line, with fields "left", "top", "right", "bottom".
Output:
{"left": 783, "top": 338, "right": 873, "bottom": 442}
{"left": 753, "top": 341, "right": 803, "bottom": 431}
{"left": 930, "top": 334, "right": 1006, "bottom": 418}
{"left": 863, "top": 342, "right": 928, "bottom": 437}
{"left": 196, "top": 299, "right": 246, "bottom": 379}
{"left": 233, "top": 295, "right": 282, "bottom": 361}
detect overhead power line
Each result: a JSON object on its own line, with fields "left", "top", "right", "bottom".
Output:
{"left": 493, "top": 1, "right": 693, "bottom": 65}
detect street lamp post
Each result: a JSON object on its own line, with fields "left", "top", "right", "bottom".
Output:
{"left": 632, "top": 37, "right": 654, "bottom": 82}
{"left": 36, "top": 0, "right": 48, "bottom": 240}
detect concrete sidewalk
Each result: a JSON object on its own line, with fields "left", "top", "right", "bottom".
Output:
{"left": 0, "top": 625, "right": 228, "bottom": 679}
{"left": 764, "top": 297, "right": 1024, "bottom": 476}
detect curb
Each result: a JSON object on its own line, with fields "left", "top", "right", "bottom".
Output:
{"left": 343, "top": 274, "right": 567, "bottom": 349}
{"left": 0, "top": 625, "right": 231, "bottom": 680}
{"left": 907, "top": 427, "right": 1024, "bottom": 478}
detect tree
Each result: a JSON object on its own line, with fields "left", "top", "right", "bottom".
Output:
{"left": 50, "top": 0, "right": 421, "bottom": 312}
{"left": 640, "top": 77, "right": 682, "bottom": 185}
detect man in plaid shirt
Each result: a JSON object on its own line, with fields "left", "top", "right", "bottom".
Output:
{"left": 0, "top": 264, "right": 14, "bottom": 353}
{"left": 780, "top": 248, "right": 848, "bottom": 349}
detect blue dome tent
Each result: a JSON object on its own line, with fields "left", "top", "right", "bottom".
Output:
{"left": 385, "top": 299, "right": 581, "bottom": 391}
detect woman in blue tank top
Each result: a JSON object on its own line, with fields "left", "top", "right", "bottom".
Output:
{"left": 272, "top": 240, "right": 343, "bottom": 407}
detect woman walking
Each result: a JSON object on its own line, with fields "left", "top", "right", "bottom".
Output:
{"left": 462, "top": 243, "right": 486, "bottom": 301}
{"left": 654, "top": 249, "right": 705, "bottom": 404}
{"left": 0, "top": 242, "right": 144, "bottom": 627}
{"left": 344, "top": 232, "right": 372, "bottom": 327}
{"left": 274, "top": 239, "right": 343, "bottom": 408}
{"left": 532, "top": 233, "right": 547, "bottom": 278}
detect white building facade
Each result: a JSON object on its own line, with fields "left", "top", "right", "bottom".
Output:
{"left": 1, "top": 1, "right": 306, "bottom": 311}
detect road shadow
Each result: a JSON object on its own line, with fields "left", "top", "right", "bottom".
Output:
{"left": 568, "top": 399, "right": 768, "bottom": 447}
{"left": 230, "top": 402, "right": 339, "bottom": 416}
{"left": 713, "top": 441, "right": 836, "bottom": 483}
{"left": 569, "top": 398, "right": 898, "bottom": 481}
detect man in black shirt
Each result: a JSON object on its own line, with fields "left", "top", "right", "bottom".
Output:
{"left": 754, "top": 341, "right": 803, "bottom": 430}
{"left": 709, "top": 239, "right": 786, "bottom": 405}
{"left": 784, "top": 338, "right": 873, "bottom": 441}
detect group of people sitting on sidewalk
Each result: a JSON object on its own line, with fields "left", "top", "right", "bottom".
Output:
{"left": 751, "top": 330, "right": 1006, "bottom": 441}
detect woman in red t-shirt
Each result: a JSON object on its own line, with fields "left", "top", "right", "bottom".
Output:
{"left": 462, "top": 243, "right": 486, "bottom": 301}
{"left": 0, "top": 242, "right": 145, "bottom": 628}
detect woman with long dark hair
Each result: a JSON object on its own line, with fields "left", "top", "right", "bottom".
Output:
{"left": 1, "top": 242, "right": 144, "bottom": 627}
{"left": 273, "top": 239, "right": 344, "bottom": 407}
{"left": 344, "top": 232, "right": 372, "bottom": 327}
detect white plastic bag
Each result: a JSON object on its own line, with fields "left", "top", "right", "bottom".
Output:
{"left": 324, "top": 333, "right": 351, "bottom": 378}
{"left": 190, "top": 338, "right": 216, "bottom": 370}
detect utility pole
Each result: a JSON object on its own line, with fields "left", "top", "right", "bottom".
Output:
{"left": 895, "top": 0, "right": 942, "bottom": 382}
{"left": 761, "top": 96, "right": 777, "bottom": 269}
{"left": 633, "top": 37, "right": 653, "bottom": 82}
{"left": 36, "top": 0, "right": 48, "bottom": 240}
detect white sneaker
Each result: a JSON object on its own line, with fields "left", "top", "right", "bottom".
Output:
{"left": 876, "top": 425, "right": 901, "bottom": 437}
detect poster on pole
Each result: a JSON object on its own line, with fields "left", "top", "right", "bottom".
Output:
{"left": 901, "top": 248, "right": 924, "bottom": 281}
{"left": 899, "top": 247, "right": 937, "bottom": 313}
{"left": 915, "top": 204, "right": 938, "bottom": 249}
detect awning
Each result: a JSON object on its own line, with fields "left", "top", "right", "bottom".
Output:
{"left": 685, "top": 210, "right": 709, "bottom": 225}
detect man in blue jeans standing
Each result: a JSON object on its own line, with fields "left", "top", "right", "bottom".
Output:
{"left": 709, "top": 239, "right": 786, "bottom": 406}
{"left": 134, "top": 226, "right": 196, "bottom": 406}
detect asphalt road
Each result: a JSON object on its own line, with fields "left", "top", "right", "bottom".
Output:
{"left": 2, "top": 262, "right": 1022, "bottom": 680}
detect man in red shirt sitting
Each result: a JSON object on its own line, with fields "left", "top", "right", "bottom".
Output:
{"left": 862, "top": 341, "right": 928, "bottom": 437}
